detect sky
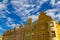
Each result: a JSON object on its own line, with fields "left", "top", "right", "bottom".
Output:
{"left": 0, "top": 0, "right": 60, "bottom": 36}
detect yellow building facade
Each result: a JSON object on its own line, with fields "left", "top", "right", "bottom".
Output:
{"left": 3, "top": 24, "right": 24, "bottom": 40}
{"left": 24, "top": 18, "right": 34, "bottom": 40}
{"left": 34, "top": 12, "right": 52, "bottom": 40}
{"left": 0, "top": 36, "right": 2, "bottom": 40}
{"left": 48, "top": 20, "right": 60, "bottom": 40}
{"left": 2, "top": 11, "right": 60, "bottom": 40}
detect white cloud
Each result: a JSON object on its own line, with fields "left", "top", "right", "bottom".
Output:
{"left": 24, "top": 10, "right": 30, "bottom": 14}
{"left": 0, "top": 4, "right": 6, "bottom": 11}
{"left": 50, "top": 0, "right": 55, "bottom": 6}
{"left": 38, "top": 0, "right": 48, "bottom": 5}
{"left": 6, "top": 17, "right": 14, "bottom": 27}
{"left": 11, "top": 0, "right": 26, "bottom": 7}
{"left": 21, "top": 16, "right": 28, "bottom": 22}
{"left": 11, "top": 24, "right": 16, "bottom": 28}
{"left": 42, "top": 0, "right": 48, "bottom": 2}
{"left": 6, "top": 17, "right": 20, "bottom": 28}
{"left": 54, "top": 1, "right": 60, "bottom": 10}
{"left": 57, "top": 1, "right": 60, "bottom": 4}
{"left": 16, "top": 24, "right": 20, "bottom": 28}
{"left": 5, "top": 10, "right": 11, "bottom": 14}
{"left": 0, "top": 11, "right": 7, "bottom": 18}
{"left": 55, "top": 14, "right": 60, "bottom": 22}
{"left": 28, "top": 15, "right": 38, "bottom": 22}
{"left": 1, "top": 14, "right": 6, "bottom": 18}
{"left": 10, "top": 0, "right": 49, "bottom": 17}
{"left": 46, "top": 1, "right": 60, "bottom": 20}
{"left": 21, "top": 15, "right": 38, "bottom": 22}
{"left": 0, "top": 27, "right": 6, "bottom": 31}
{"left": 23, "top": 4, "right": 31, "bottom": 7}
{"left": 2, "top": 0, "right": 8, "bottom": 4}
{"left": 10, "top": 0, "right": 50, "bottom": 23}
{"left": 50, "top": 0, "right": 60, "bottom": 8}
{"left": 6, "top": 22, "right": 11, "bottom": 27}
{"left": 11, "top": 24, "right": 20, "bottom": 28}
{"left": 0, "top": 27, "right": 3, "bottom": 30}
{"left": 7, "top": 17, "right": 12, "bottom": 22}
{"left": 55, "top": 14, "right": 60, "bottom": 20}
{"left": 46, "top": 9, "right": 58, "bottom": 19}
{"left": 46, "top": 7, "right": 60, "bottom": 22}
{"left": 6, "top": 22, "right": 14, "bottom": 28}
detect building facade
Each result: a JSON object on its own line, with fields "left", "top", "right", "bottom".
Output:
{"left": 3, "top": 24, "right": 24, "bottom": 40}
{"left": 34, "top": 12, "right": 52, "bottom": 40}
{"left": 24, "top": 18, "right": 34, "bottom": 40}
{"left": 3, "top": 29, "right": 17, "bottom": 40}
{"left": 0, "top": 36, "right": 2, "bottom": 40}
{"left": 19, "top": 24, "right": 24, "bottom": 40}
{"left": 48, "top": 20, "right": 60, "bottom": 40}
{"left": 3, "top": 12, "right": 60, "bottom": 40}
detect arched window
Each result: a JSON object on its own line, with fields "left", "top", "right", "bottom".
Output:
{"left": 51, "top": 31, "right": 56, "bottom": 37}
{"left": 49, "top": 22, "right": 54, "bottom": 27}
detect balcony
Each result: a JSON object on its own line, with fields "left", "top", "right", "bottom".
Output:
{"left": 50, "top": 27, "right": 55, "bottom": 31}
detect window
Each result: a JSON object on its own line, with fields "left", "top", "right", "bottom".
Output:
{"left": 32, "top": 29, "right": 33, "bottom": 31}
{"left": 40, "top": 33, "right": 45, "bottom": 40}
{"left": 49, "top": 22, "right": 54, "bottom": 27}
{"left": 32, "top": 35, "right": 34, "bottom": 39}
{"left": 42, "top": 33, "right": 44, "bottom": 39}
{"left": 36, "top": 34, "right": 40, "bottom": 40}
{"left": 36, "top": 34, "right": 40, "bottom": 38}
{"left": 52, "top": 31, "right": 56, "bottom": 37}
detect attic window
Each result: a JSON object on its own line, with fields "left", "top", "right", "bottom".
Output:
{"left": 49, "top": 22, "right": 54, "bottom": 27}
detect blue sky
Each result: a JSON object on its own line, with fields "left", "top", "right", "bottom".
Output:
{"left": 0, "top": 0, "right": 60, "bottom": 36}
